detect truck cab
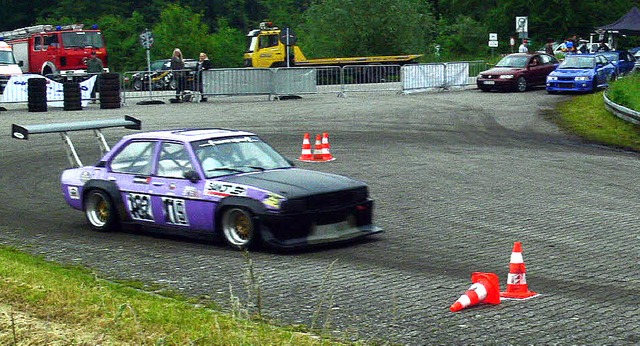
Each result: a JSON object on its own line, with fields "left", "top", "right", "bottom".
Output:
{"left": 244, "top": 23, "right": 298, "bottom": 68}
{"left": 0, "top": 40, "right": 23, "bottom": 93}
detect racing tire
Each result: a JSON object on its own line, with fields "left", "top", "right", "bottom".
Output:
{"left": 100, "top": 72, "right": 119, "bottom": 80}
{"left": 84, "top": 189, "right": 120, "bottom": 232}
{"left": 516, "top": 77, "right": 527, "bottom": 92}
{"left": 99, "top": 90, "right": 120, "bottom": 98}
{"left": 221, "top": 207, "right": 259, "bottom": 250}
{"left": 100, "top": 78, "right": 119, "bottom": 87}
{"left": 100, "top": 101, "right": 122, "bottom": 109}
{"left": 27, "top": 104, "right": 47, "bottom": 112}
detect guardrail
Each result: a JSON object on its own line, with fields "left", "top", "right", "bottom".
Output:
{"left": 603, "top": 91, "right": 640, "bottom": 124}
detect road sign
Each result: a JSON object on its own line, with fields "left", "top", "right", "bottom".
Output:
{"left": 516, "top": 16, "right": 528, "bottom": 33}
{"left": 489, "top": 41, "right": 499, "bottom": 48}
{"left": 489, "top": 33, "right": 498, "bottom": 41}
{"left": 139, "top": 30, "right": 154, "bottom": 49}
{"left": 279, "top": 27, "right": 297, "bottom": 46}
{"left": 510, "top": 37, "right": 516, "bottom": 46}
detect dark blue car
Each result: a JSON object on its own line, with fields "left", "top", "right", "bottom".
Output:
{"left": 599, "top": 50, "right": 637, "bottom": 76}
{"left": 546, "top": 54, "right": 616, "bottom": 93}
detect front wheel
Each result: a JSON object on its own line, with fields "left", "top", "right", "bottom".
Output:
{"left": 84, "top": 189, "right": 119, "bottom": 232}
{"left": 221, "top": 207, "right": 259, "bottom": 250}
{"left": 516, "top": 77, "right": 527, "bottom": 92}
{"left": 133, "top": 78, "right": 143, "bottom": 91}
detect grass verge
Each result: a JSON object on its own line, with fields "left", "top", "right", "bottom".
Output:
{"left": 0, "top": 245, "right": 345, "bottom": 345}
{"left": 552, "top": 74, "right": 640, "bottom": 152}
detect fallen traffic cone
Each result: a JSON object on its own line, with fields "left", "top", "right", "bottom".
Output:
{"left": 312, "top": 134, "right": 324, "bottom": 161}
{"left": 450, "top": 272, "right": 501, "bottom": 312}
{"left": 500, "top": 241, "right": 539, "bottom": 299}
{"left": 321, "top": 132, "right": 335, "bottom": 161}
{"left": 298, "top": 133, "right": 314, "bottom": 162}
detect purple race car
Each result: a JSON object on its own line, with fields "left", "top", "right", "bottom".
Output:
{"left": 12, "top": 116, "right": 382, "bottom": 250}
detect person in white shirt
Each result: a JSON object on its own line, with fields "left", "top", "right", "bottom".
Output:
{"left": 518, "top": 39, "right": 529, "bottom": 53}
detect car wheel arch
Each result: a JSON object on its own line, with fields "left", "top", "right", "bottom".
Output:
{"left": 215, "top": 197, "right": 265, "bottom": 250}
{"left": 82, "top": 179, "right": 128, "bottom": 221}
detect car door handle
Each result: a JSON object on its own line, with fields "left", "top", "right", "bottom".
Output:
{"left": 152, "top": 182, "right": 164, "bottom": 186}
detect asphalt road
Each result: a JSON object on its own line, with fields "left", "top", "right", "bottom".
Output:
{"left": 1, "top": 89, "right": 638, "bottom": 345}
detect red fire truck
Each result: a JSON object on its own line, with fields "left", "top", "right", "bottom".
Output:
{"left": 0, "top": 24, "right": 108, "bottom": 80}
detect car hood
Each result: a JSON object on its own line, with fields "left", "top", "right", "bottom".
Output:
{"left": 222, "top": 168, "right": 366, "bottom": 198}
{"left": 550, "top": 68, "right": 594, "bottom": 77}
{"left": 481, "top": 67, "right": 524, "bottom": 75}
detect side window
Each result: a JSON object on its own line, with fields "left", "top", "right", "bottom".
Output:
{"left": 157, "top": 142, "right": 194, "bottom": 178}
{"left": 44, "top": 35, "right": 59, "bottom": 48}
{"left": 259, "top": 35, "right": 279, "bottom": 49}
{"left": 34, "top": 36, "right": 42, "bottom": 51}
{"left": 110, "top": 141, "right": 156, "bottom": 175}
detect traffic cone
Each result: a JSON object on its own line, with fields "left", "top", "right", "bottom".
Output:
{"left": 312, "top": 134, "right": 324, "bottom": 161}
{"left": 500, "top": 241, "right": 539, "bottom": 299}
{"left": 298, "top": 133, "right": 314, "bottom": 162}
{"left": 450, "top": 272, "right": 501, "bottom": 312}
{"left": 321, "top": 132, "right": 335, "bottom": 162}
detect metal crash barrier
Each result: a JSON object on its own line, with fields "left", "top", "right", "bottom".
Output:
{"left": 1, "top": 61, "right": 485, "bottom": 109}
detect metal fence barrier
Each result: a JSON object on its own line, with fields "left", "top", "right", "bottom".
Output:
{"left": 1, "top": 61, "right": 485, "bottom": 109}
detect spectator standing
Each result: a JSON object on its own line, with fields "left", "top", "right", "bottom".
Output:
{"left": 170, "top": 48, "right": 185, "bottom": 102}
{"left": 597, "top": 40, "right": 610, "bottom": 52}
{"left": 197, "top": 52, "right": 213, "bottom": 102}
{"left": 545, "top": 38, "right": 555, "bottom": 55}
{"left": 518, "top": 39, "right": 529, "bottom": 53}
{"left": 86, "top": 51, "right": 104, "bottom": 103}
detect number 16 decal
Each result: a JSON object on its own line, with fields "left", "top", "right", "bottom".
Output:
{"left": 162, "top": 197, "right": 190, "bottom": 226}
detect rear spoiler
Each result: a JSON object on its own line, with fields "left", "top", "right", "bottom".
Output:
{"left": 11, "top": 115, "right": 141, "bottom": 168}
{"left": 12, "top": 115, "right": 141, "bottom": 140}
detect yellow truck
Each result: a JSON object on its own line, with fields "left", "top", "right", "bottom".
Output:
{"left": 243, "top": 22, "right": 422, "bottom": 68}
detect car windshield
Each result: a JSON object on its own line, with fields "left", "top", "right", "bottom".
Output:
{"left": 0, "top": 50, "right": 16, "bottom": 64}
{"left": 61, "top": 31, "right": 104, "bottom": 48}
{"left": 192, "top": 136, "right": 292, "bottom": 178}
{"left": 599, "top": 52, "right": 617, "bottom": 61}
{"left": 559, "top": 56, "right": 595, "bottom": 69}
{"left": 495, "top": 55, "right": 529, "bottom": 68}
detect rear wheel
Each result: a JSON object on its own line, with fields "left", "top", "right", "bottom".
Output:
{"left": 516, "top": 77, "right": 527, "bottom": 92}
{"left": 84, "top": 189, "right": 119, "bottom": 232}
{"left": 222, "top": 207, "right": 259, "bottom": 250}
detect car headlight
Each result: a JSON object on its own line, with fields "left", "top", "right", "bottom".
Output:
{"left": 499, "top": 75, "right": 514, "bottom": 79}
{"left": 547, "top": 76, "right": 558, "bottom": 81}
{"left": 575, "top": 76, "right": 590, "bottom": 81}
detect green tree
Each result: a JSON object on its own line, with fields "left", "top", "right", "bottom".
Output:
{"left": 151, "top": 3, "right": 212, "bottom": 60}
{"left": 299, "top": 0, "right": 436, "bottom": 58}
{"left": 98, "top": 12, "right": 148, "bottom": 73}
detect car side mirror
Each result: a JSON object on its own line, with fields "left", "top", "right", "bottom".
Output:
{"left": 183, "top": 170, "right": 201, "bottom": 183}
{"left": 18, "top": 60, "right": 24, "bottom": 67}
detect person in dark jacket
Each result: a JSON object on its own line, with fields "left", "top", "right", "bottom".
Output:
{"left": 86, "top": 51, "right": 104, "bottom": 103}
{"left": 170, "top": 48, "right": 185, "bottom": 102}
{"left": 197, "top": 52, "right": 213, "bottom": 102}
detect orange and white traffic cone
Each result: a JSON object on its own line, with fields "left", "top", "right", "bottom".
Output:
{"left": 312, "top": 134, "right": 324, "bottom": 161}
{"left": 450, "top": 272, "right": 501, "bottom": 312}
{"left": 500, "top": 241, "right": 539, "bottom": 299}
{"left": 298, "top": 133, "right": 314, "bottom": 162}
{"left": 321, "top": 132, "right": 335, "bottom": 162}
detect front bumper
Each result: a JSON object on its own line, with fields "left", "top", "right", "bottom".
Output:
{"left": 546, "top": 79, "right": 594, "bottom": 92}
{"left": 477, "top": 78, "right": 516, "bottom": 90}
{"left": 258, "top": 199, "right": 383, "bottom": 249}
